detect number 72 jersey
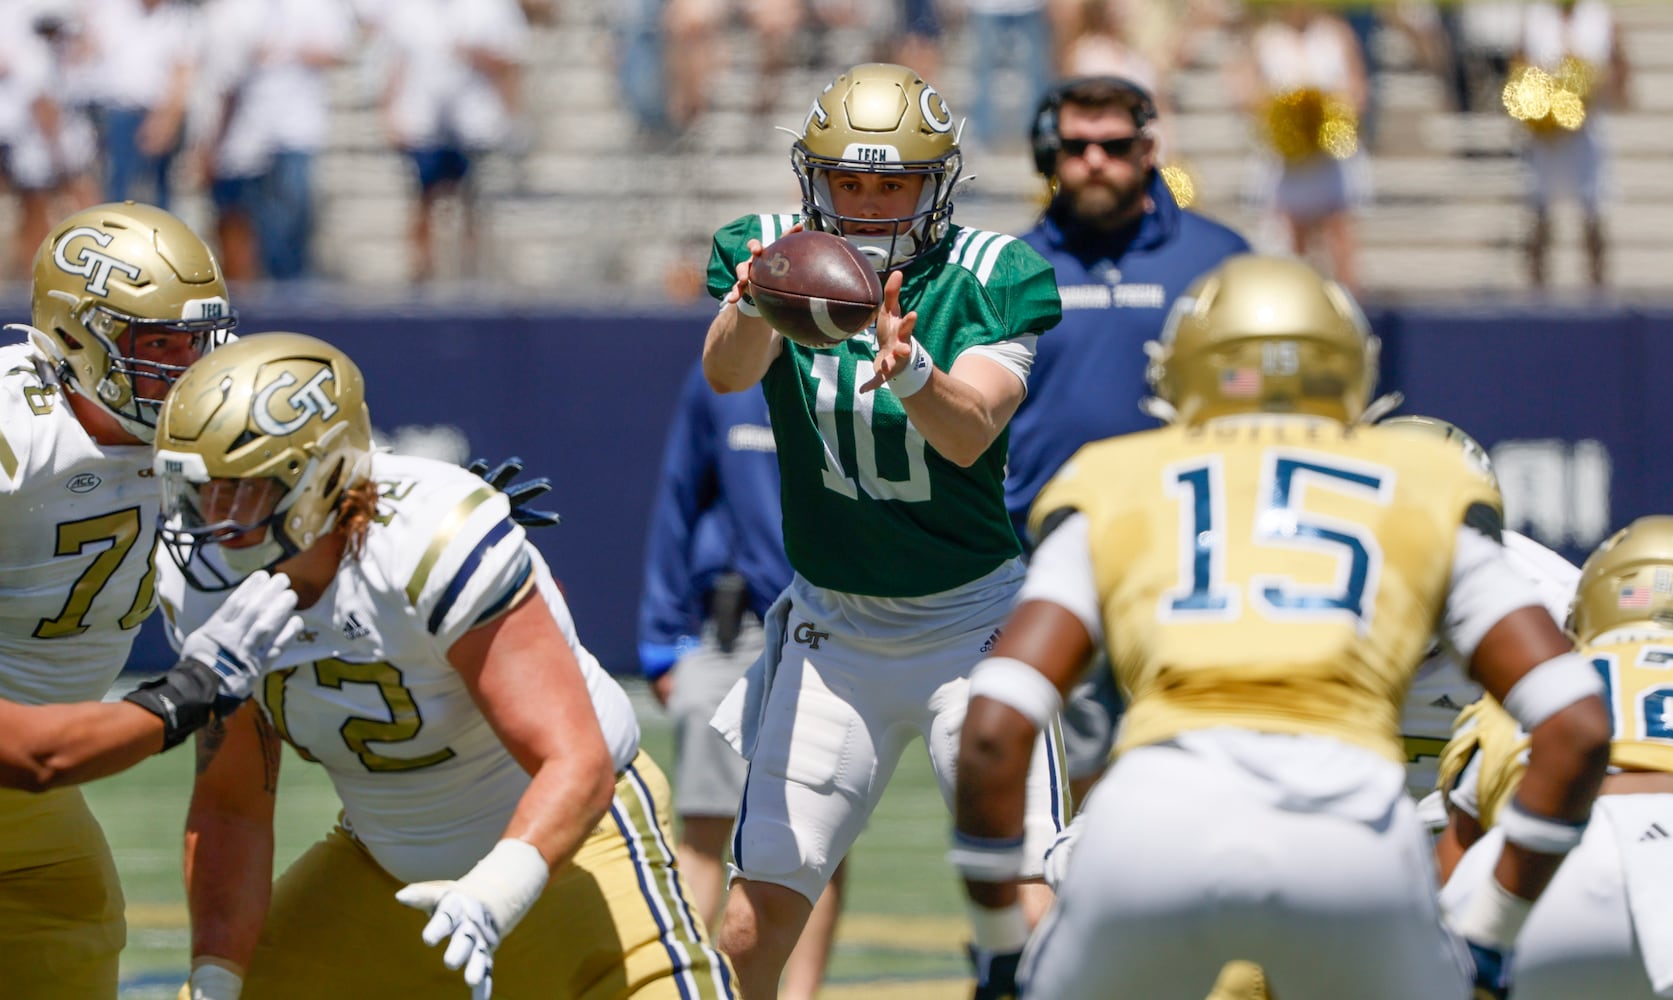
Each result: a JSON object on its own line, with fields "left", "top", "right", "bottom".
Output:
{"left": 1030, "top": 416, "right": 1503, "bottom": 764}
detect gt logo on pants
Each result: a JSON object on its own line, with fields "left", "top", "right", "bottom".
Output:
{"left": 792, "top": 622, "right": 830, "bottom": 649}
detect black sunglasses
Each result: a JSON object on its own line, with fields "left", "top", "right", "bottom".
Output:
{"left": 1059, "top": 136, "right": 1143, "bottom": 158}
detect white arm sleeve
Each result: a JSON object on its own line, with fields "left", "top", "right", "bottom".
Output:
{"left": 1441, "top": 525, "right": 1552, "bottom": 666}
{"left": 1016, "top": 512, "right": 1105, "bottom": 647}
{"left": 1502, "top": 530, "right": 1581, "bottom": 623}
{"left": 958, "top": 335, "right": 1039, "bottom": 393}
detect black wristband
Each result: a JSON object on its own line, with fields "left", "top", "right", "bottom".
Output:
{"left": 123, "top": 660, "right": 221, "bottom": 751}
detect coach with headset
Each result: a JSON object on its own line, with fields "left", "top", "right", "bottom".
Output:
{"left": 1004, "top": 76, "right": 1252, "bottom": 806}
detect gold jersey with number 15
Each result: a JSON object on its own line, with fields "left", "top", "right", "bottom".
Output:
{"left": 1032, "top": 417, "right": 1501, "bottom": 764}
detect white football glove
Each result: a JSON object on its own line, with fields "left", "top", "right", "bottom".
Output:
{"left": 178, "top": 571, "right": 303, "bottom": 703}
{"left": 394, "top": 839, "right": 549, "bottom": 1000}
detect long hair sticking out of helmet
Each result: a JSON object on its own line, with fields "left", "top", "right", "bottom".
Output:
{"left": 792, "top": 63, "right": 963, "bottom": 272}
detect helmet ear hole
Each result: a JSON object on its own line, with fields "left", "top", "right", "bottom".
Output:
{"left": 322, "top": 457, "right": 344, "bottom": 501}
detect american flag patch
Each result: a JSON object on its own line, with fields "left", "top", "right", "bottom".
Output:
{"left": 1619, "top": 586, "right": 1653, "bottom": 609}
{"left": 1220, "top": 367, "right": 1261, "bottom": 398}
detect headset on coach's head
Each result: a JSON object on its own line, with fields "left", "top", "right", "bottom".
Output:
{"left": 1029, "top": 76, "right": 1160, "bottom": 177}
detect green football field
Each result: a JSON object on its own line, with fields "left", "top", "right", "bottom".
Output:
{"left": 83, "top": 681, "right": 976, "bottom": 999}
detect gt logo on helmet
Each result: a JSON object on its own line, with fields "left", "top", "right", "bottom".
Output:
{"left": 253, "top": 369, "right": 340, "bottom": 436}
{"left": 920, "top": 86, "right": 953, "bottom": 133}
{"left": 52, "top": 226, "right": 144, "bottom": 296}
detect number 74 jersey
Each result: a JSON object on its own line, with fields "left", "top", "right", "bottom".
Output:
{"left": 1030, "top": 415, "right": 1504, "bottom": 764}
{"left": 0, "top": 345, "right": 159, "bottom": 707}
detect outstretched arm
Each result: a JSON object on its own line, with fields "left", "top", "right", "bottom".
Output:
{"left": 395, "top": 588, "right": 617, "bottom": 996}
{"left": 0, "top": 699, "right": 164, "bottom": 792}
{"left": 862, "top": 270, "right": 1030, "bottom": 467}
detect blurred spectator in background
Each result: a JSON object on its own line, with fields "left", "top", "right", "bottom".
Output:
{"left": 200, "top": 0, "right": 352, "bottom": 282}
{"left": 1438, "top": 0, "right": 1523, "bottom": 114}
{"left": 255, "top": 0, "right": 353, "bottom": 280}
{"left": 963, "top": 0, "right": 1052, "bottom": 151}
{"left": 610, "top": 0, "right": 673, "bottom": 140}
{"left": 199, "top": 0, "right": 267, "bottom": 281}
{"left": 1052, "top": 0, "right": 1173, "bottom": 158}
{"left": 891, "top": 0, "right": 944, "bottom": 82}
{"left": 663, "top": 0, "right": 805, "bottom": 129}
{"left": 1056, "top": 0, "right": 1163, "bottom": 91}
{"left": 1508, "top": 0, "right": 1628, "bottom": 291}
{"left": 1232, "top": 0, "right": 1369, "bottom": 294}
{"left": 637, "top": 360, "right": 842, "bottom": 1000}
{"left": 86, "top": 0, "right": 197, "bottom": 209}
{"left": 0, "top": 6, "right": 59, "bottom": 277}
{"left": 376, "top": 0, "right": 528, "bottom": 282}
{"left": 29, "top": 3, "right": 105, "bottom": 222}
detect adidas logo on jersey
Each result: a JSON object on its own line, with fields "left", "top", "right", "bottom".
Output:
{"left": 341, "top": 613, "right": 370, "bottom": 641}
{"left": 978, "top": 629, "right": 1002, "bottom": 654}
{"left": 1642, "top": 822, "right": 1670, "bottom": 843}
{"left": 1429, "top": 694, "right": 1461, "bottom": 710}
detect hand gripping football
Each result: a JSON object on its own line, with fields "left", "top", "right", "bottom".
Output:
{"left": 749, "top": 231, "right": 883, "bottom": 349}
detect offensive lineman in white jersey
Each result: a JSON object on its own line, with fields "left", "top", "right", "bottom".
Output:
{"left": 0, "top": 202, "right": 277, "bottom": 1000}
{"left": 154, "top": 333, "right": 733, "bottom": 1000}
{"left": 1439, "top": 517, "right": 1673, "bottom": 999}
{"left": 1380, "top": 416, "right": 1581, "bottom": 824}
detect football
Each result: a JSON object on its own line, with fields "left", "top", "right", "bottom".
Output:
{"left": 748, "top": 231, "right": 883, "bottom": 349}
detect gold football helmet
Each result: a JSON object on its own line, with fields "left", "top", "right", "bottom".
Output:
{"left": 1568, "top": 516, "right": 1673, "bottom": 643}
{"left": 1380, "top": 415, "right": 1501, "bottom": 497}
{"left": 792, "top": 62, "right": 962, "bottom": 271}
{"left": 1145, "top": 254, "right": 1377, "bottom": 425}
{"left": 29, "top": 202, "right": 236, "bottom": 442}
{"left": 153, "top": 332, "right": 372, "bottom": 591}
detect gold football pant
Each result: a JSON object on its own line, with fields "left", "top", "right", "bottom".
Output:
{"left": 243, "top": 752, "right": 735, "bottom": 999}
{"left": 0, "top": 786, "right": 125, "bottom": 999}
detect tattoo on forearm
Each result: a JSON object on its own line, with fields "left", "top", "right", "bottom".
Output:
{"left": 195, "top": 720, "right": 226, "bottom": 775}
{"left": 254, "top": 712, "right": 281, "bottom": 795}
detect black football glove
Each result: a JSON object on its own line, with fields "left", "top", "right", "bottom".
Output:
{"left": 467, "top": 456, "right": 561, "bottom": 529}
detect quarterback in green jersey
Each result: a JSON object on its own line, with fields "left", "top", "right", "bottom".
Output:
{"left": 701, "top": 63, "right": 1065, "bottom": 999}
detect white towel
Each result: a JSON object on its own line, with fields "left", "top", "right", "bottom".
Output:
{"left": 1604, "top": 793, "right": 1673, "bottom": 997}
{"left": 709, "top": 590, "right": 793, "bottom": 761}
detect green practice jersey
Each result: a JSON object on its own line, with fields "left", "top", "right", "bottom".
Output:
{"left": 708, "top": 213, "right": 1061, "bottom": 597}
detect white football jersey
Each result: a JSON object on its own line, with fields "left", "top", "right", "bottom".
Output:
{"left": 1399, "top": 529, "right": 1579, "bottom": 797}
{"left": 158, "top": 453, "right": 640, "bottom": 883}
{"left": 0, "top": 343, "right": 159, "bottom": 706}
